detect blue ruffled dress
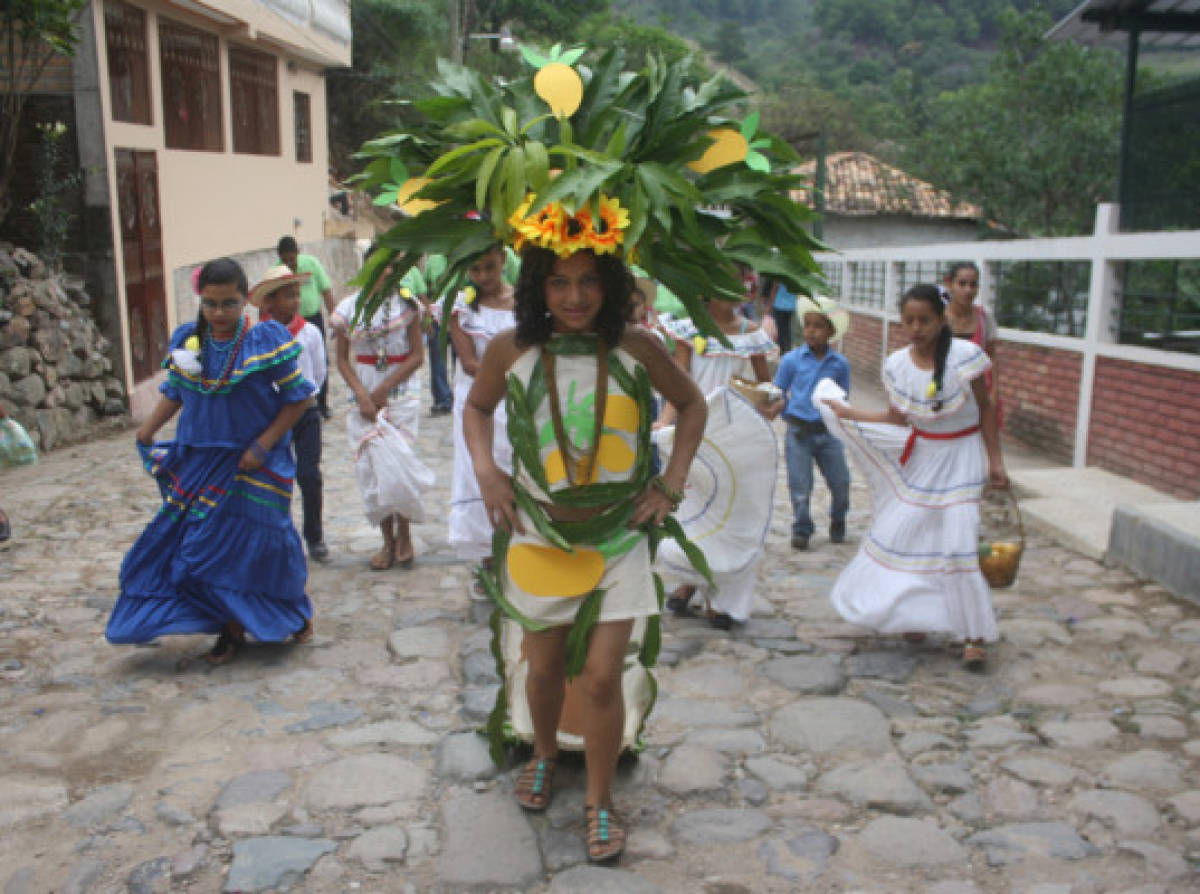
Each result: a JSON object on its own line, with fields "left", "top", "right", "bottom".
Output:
{"left": 106, "top": 320, "right": 317, "bottom": 644}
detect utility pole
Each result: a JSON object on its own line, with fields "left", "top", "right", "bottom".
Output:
{"left": 448, "top": 0, "right": 463, "bottom": 63}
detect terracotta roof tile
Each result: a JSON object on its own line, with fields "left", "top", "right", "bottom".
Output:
{"left": 792, "top": 151, "right": 982, "bottom": 220}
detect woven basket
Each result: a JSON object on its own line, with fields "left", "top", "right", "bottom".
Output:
{"left": 729, "top": 375, "right": 779, "bottom": 408}
{"left": 978, "top": 487, "right": 1024, "bottom": 589}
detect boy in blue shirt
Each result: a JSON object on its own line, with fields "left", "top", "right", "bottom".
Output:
{"left": 762, "top": 296, "right": 852, "bottom": 549}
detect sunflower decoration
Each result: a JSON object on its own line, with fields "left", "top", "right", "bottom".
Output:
{"left": 349, "top": 46, "right": 826, "bottom": 337}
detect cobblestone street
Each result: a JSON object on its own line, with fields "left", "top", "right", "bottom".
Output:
{"left": 1, "top": 380, "right": 1198, "bottom": 893}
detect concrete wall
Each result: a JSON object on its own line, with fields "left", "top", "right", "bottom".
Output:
{"left": 821, "top": 216, "right": 982, "bottom": 251}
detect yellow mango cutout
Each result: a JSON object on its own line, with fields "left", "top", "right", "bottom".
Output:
{"left": 597, "top": 433, "right": 634, "bottom": 474}
{"left": 603, "top": 394, "right": 639, "bottom": 433}
{"left": 687, "top": 128, "right": 748, "bottom": 174}
{"left": 508, "top": 543, "right": 604, "bottom": 597}
{"left": 396, "top": 177, "right": 441, "bottom": 215}
{"left": 534, "top": 63, "right": 583, "bottom": 117}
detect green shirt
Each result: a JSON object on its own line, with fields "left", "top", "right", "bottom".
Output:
{"left": 296, "top": 254, "right": 332, "bottom": 317}
{"left": 399, "top": 265, "right": 427, "bottom": 298}
{"left": 654, "top": 282, "right": 687, "bottom": 318}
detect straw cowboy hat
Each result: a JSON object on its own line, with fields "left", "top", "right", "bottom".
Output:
{"left": 248, "top": 264, "right": 312, "bottom": 307}
{"left": 798, "top": 294, "right": 850, "bottom": 343}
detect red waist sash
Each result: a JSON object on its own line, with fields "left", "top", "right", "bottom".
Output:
{"left": 356, "top": 352, "right": 410, "bottom": 365}
{"left": 899, "top": 424, "right": 980, "bottom": 466}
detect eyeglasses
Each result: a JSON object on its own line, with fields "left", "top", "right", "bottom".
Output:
{"left": 201, "top": 298, "right": 243, "bottom": 311}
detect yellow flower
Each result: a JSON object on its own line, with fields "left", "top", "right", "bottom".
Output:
{"left": 464, "top": 285, "right": 477, "bottom": 302}
{"left": 509, "top": 193, "right": 567, "bottom": 252}
{"left": 587, "top": 195, "right": 630, "bottom": 255}
{"left": 184, "top": 336, "right": 200, "bottom": 352}
{"left": 399, "top": 287, "right": 413, "bottom": 299}
{"left": 692, "top": 335, "right": 707, "bottom": 355}
{"left": 925, "top": 381, "right": 938, "bottom": 398}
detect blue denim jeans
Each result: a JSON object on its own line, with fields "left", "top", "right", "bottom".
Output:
{"left": 292, "top": 405, "right": 324, "bottom": 545}
{"left": 427, "top": 322, "right": 452, "bottom": 410}
{"left": 785, "top": 422, "right": 850, "bottom": 538}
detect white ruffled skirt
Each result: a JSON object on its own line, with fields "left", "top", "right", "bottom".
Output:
{"left": 816, "top": 380, "right": 997, "bottom": 642}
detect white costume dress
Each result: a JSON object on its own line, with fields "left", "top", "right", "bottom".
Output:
{"left": 659, "top": 318, "right": 778, "bottom": 622}
{"left": 817, "top": 339, "right": 998, "bottom": 642}
{"left": 331, "top": 293, "right": 428, "bottom": 523}
{"left": 448, "top": 294, "right": 516, "bottom": 559}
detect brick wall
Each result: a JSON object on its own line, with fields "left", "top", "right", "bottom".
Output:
{"left": 886, "top": 321, "right": 907, "bottom": 355}
{"left": 843, "top": 312, "right": 882, "bottom": 383}
{"left": 1088, "top": 357, "right": 1200, "bottom": 498}
{"left": 994, "top": 342, "right": 1081, "bottom": 464}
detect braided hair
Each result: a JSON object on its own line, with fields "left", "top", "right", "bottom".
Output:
{"left": 902, "top": 283, "right": 952, "bottom": 412}
{"left": 195, "top": 257, "right": 248, "bottom": 347}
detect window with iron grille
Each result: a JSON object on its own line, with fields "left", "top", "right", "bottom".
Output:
{"left": 994, "top": 261, "right": 1090, "bottom": 337}
{"left": 848, "top": 261, "right": 886, "bottom": 309}
{"left": 158, "top": 19, "right": 222, "bottom": 151}
{"left": 230, "top": 45, "right": 279, "bottom": 156}
{"left": 897, "top": 260, "right": 946, "bottom": 296}
{"left": 104, "top": 0, "right": 151, "bottom": 124}
{"left": 1119, "top": 260, "right": 1200, "bottom": 355}
{"left": 294, "top": 91, "right": 312, "bottom": 163}
{"left": 819, "top": 260, "right": 842, "bottom": 297}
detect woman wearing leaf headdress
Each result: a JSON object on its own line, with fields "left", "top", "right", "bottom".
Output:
{"left": 353, "top": 42, "right": 823, "bottom": 863}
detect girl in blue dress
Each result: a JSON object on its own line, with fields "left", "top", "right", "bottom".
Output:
{"left": 106, "top": 258, "right": 317, "bottom": 664}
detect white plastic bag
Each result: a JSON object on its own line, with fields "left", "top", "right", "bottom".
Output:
{"left": 353, "top": 410, "right": 435, "bottom": 525}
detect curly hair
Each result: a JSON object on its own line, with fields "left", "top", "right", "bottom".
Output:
{"left": 514, "top": 247, "right": 633, "bottom": 349}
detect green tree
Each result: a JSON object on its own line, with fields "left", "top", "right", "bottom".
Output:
{"left": 0, "top": 0, "right": 85, "bottom": 225}
{"left": 905, "top": 9, "right": 1123, "bottom": 235}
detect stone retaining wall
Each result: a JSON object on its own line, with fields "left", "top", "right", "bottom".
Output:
{"left": 0, "top": 244, "right": 127, "bottom": 451}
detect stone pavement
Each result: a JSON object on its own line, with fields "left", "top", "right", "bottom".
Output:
{"left": 1, "top": 380, "right": 1198, "bottom": 893}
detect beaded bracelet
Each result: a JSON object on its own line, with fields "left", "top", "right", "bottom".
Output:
{"left": 650, "top": 475, "right": 684, "bottom": 507}
{"left": 248, "top": 440, "right": 268, "bottom": 462}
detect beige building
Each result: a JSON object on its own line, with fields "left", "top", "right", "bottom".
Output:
{"left": 21, "top": 0, "right": 353, "bottom": 416}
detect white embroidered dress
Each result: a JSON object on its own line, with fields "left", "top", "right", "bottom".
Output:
{"left": 817, "top": 339, "right": 998, "bottom": 641}
{"left": 331, "top": 293, "right": 427, "bottom": 522}
{"left": 448, "top": 294, "right": 516, "bottom": 559}
{"left": 658, "top": 318, "right": 779, "bottom": 622}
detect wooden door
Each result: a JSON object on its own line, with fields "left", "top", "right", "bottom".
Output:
{"left": 115, "top": 148, "right": 168, "bottom": 381}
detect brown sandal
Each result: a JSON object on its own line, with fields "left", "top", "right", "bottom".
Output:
{"left": 962, "top": 641, "right": 986, "bottom": 669}
{"left": 369, "top": 545, "right": 395, "bottom": 571}
{"left": 206, "top": 622, "right": 245, "bottom": 666}
{"left": 293, "top": 618, "right": 314, "bottom": 644}
{"left": 514, "top": 756, "right": 556, "bottom": 811}
{"left": 584, "top": 804, "right": 625, "bottom": 863}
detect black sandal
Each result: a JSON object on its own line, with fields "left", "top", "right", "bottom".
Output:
{"left": 0, "top": 508, "right": 10, "bottom": 542}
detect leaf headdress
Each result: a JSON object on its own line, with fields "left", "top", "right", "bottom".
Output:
{"left": 352, "top": 46, "right": 826, "bottom": 336}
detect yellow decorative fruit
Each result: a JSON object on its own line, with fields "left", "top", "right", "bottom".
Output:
{"left": 603, "top": 394, "right": 640, "bottom": 433}
{"left": 687, "top": 128, "right": 748, "bottom": 174}
{"left": 396, "top": 177, "right": 441, "bottom": 215}
{"left": 184, "top": 336, "right": 200, "bottom": 352}
{"left": 508, "top": 542, "right": 604, "bottom": 597}
{"left": 534, "top": 63, "right": 583, "bottom": 117}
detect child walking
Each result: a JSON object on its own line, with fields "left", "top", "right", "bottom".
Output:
{"left": 943, "top": 261, "right": 1004, "bottom": 427}
{"left": 761, "top": 295, "right": 852, "bottom": 550}
{"left": 106, "top": 258, "right": 316, "bottom": 664}
{"left": 251, "top": 265, "right": 329, "bottom": 562}
{"left": 332, "top": 247, "right": 426, "bottom": 570}
{"left": 819, "top": 284, "right": 1008, "bottom": 668}
{"left": 447, "top": 244, "right": 516, "bottom": 568}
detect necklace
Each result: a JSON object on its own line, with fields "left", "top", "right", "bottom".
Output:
{"left": 375, "top": 295, "right": 395, "bottom": 371}
{"left": 543, "top": 344, "right": 608, "bottom": 488}
{"left": 201, "top": 316, "right": 246, "bottom": 394}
